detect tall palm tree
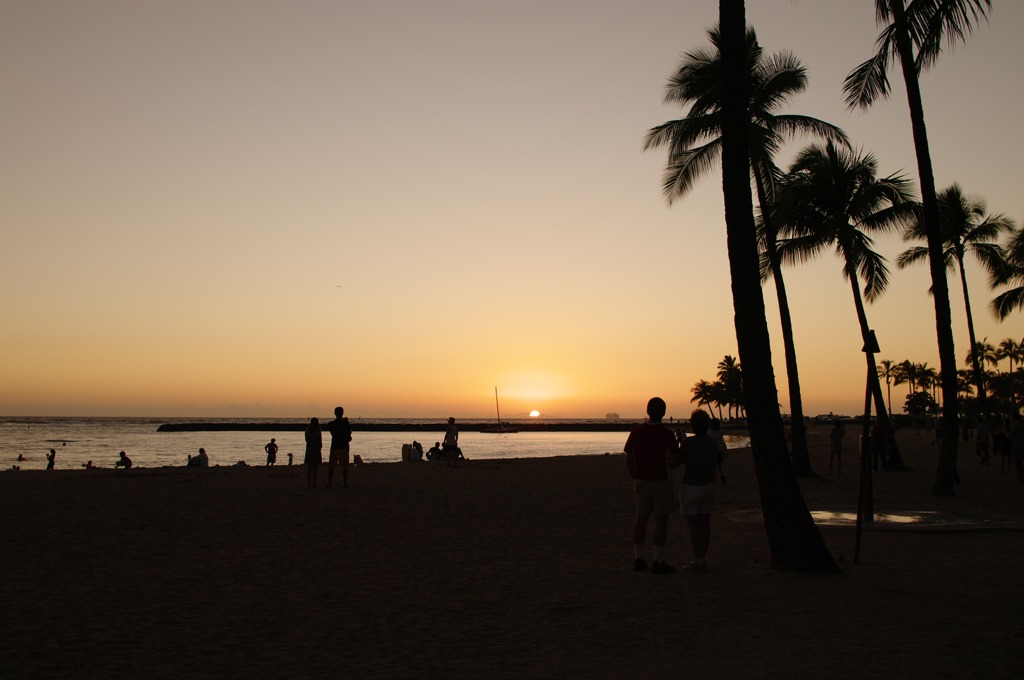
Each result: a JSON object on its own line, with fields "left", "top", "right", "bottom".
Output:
{"left": 996, "top": 337, "right": 1022, "bottom": 413}
{"left": 990, "top": 225, "right": 1024, "bottom": 321}
{"left": 901, "top": 359, "right": 919, "bottom": 397}
{"left": 715, "top": 0, "right": 836, "bottom": 572}
{"left": 897, "top": 183, "right": 1013, "bottom": 417}
{"left": 716, "top": 355, "right": 744, "bottom": 419}
{"left": 644, "top": 24, "right": 847, "bottom": 477}
{"left": 844, "top": 0, "right": 992, "bottom": 496}
{"left": 776, "top": 141, "right": 918, "bottom": 468}
{"left": 877, "top": 359, "right": 898, "bottom": 417}
{"left": 919, "top": 362, "right": 940, "bottom": 404}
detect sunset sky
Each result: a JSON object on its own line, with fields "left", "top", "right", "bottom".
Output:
{"left": 2, "top": 1, "right": 1021, "bottom": 419}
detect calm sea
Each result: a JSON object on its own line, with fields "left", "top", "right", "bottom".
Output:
{"left": 0, "top": 417, "right": 749, "bottom": 471}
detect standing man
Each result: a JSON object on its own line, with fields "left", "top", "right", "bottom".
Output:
{"left": 1010, "top": 412, "right": 1024, "bottom": 483}
{"left": 624, "top": 397, "right": 679, "bottom": 574}
{"left": 46, "top": 448, "right": 56, "bottom": 471}
{"left": 327, "top": 406, "right": 352, "bottom": 488}
{"left": 264, "top": 438, "right": 278, "bottom": 466}
{"left": 442, "top": 417, "right": 461, "bottom": 466}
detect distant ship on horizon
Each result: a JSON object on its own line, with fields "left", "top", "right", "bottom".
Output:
{"left": 605, "top": 412, "right": 620, "bottom": 420}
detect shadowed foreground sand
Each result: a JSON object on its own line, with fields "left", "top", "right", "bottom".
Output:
{"left": 2, "top": 426, "right": 1022, "bottom": 679}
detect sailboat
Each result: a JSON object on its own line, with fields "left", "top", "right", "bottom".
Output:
{"left": 480, "top": 387, "right": 519, "bottom": 433}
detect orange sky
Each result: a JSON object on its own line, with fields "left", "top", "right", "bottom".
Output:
{"left": 1, "top": 1, "right": 1021, "bottom": 419}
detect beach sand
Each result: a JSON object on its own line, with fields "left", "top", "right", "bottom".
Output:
{"left": 2, "top": 424, "right": 1021, "bottom": 679}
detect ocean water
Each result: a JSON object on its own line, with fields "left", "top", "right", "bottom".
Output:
{"left": 0, "top": 417, "right": 749, "bottom": 471}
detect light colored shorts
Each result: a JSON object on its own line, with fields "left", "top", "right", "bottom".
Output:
{"left": 681, "top": 483, "right": 716, "bottom": 515}
{"left": 329, "top": 444, "right": 350, "bottom": 467}
{"left": 634, "top": 479, "right": 675, "bottom": 515}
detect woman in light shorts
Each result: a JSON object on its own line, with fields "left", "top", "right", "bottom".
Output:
{"left": 677, "top": 409, "right": 723, "bottom": 573}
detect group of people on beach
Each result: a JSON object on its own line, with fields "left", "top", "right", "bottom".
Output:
{"left": 404, "top": 418, "right": 465, "bottom": 466}
{"left": 625, "top": 397, "right": 727, "bottom": 575}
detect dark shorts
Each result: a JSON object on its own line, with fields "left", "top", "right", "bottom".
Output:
{"left": 329, "top": 444, "right": 350, "bottom": 467}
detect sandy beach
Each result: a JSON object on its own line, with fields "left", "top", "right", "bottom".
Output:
{"left": 2, "top": 424, "right": 1021, "bottom": 679}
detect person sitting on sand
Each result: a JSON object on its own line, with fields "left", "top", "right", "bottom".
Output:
{"left": 187, "top": 447, "right": 208, "bottom": 468}
{"left": 427, "top": 442, "right": 443, "bottom": 461}
{"left": 265, "top": 438, "right": 278, "bottom": 466}
{"left": 115, "top": 451, "right": 132, "bottom": 469}
{"left": 412, "top": 440, "right": 424, "bottom": 461}
{"left": 624, "top": 397, "right": 679, "bottom": 575}
{"left": 82, "top": 460, "right": 95, "bottom": 470}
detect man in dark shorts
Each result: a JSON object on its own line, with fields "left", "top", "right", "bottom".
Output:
{"left": 624, "top": 397, "right": 679, "bottom": 574}
{"left": 327, "top": 406, "right": 352, "bottom": 488}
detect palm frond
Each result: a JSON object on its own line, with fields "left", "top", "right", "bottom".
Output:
{"left": 843, "top": 34, "right": 893, "bottom": 110}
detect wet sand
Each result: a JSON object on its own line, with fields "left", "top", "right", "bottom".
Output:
{"left": 1, "top": 425, "right": 1021, "bottom": 679}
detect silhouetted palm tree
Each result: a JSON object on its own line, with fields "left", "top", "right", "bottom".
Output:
{"left": 690, "top": 379, "right": 722, "bottom": 419}
{"left": 844, "top": 0, "right": 992, "bottom": 496}
{"left": 990, "top": 225, "right": 1024, "bottom": 320}
{"left": 897, "top": 184, "right": 1013, "bottom": 417}
{"left": 996, "top": 337, "right": 1022, "bottom": 413}
{"left": 877, "top": 359, "right": 898, "bottom": 417}
{"left": 645, "top": 23, "right": 847, "bottom": 476}
{"left": 715, "top": 355, "right": 744, "bottom": 419}
{"left": 777, "top": 142, "right": 917, "bottom": 466}
{"left": 714, "top": 0, "right": 836, "bottom": 572}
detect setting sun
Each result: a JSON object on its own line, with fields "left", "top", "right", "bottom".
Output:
{"left": 529, "top": 410, "right": 541, "bottom": 418}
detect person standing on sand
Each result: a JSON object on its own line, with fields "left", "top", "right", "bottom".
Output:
{"left": 264, "top": 438, "right": 278, "bottom": 466}
{"left": 305, "top": 417, "right": 322, "bottom": 488}
{"left": 1009, "top": 412, "right": 1024, "bottom": 483}
{"left": 624, "top": 397, "right": 678, "bottom": 574}
{"left": 326, "top": 407, "right": 352, "bottom": 488}
{"left": 829, "top": 419, "right": 844, "bottom": 476}
{"left": 708, "top": 417, "right": 728, "bottom": 484}
{"left": 676, "top": 409, "right": 723, "bottom": 573}
{"left": 46, "top": 448, "right": 56, "bottom": 470}
{"left": 443, "top": 417, "right": 461, "bottom": 467}
{"left": 975, "top": 419, "right": 990, "bottom": 466}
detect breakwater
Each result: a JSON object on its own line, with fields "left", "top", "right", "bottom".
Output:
{"left": 156, "top": 421, "right": 643, "bottom": 433}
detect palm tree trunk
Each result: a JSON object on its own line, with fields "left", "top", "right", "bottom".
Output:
{"left": 889, "top": 0, "right": 959, "bottom": 495}
{"left": 754, "top": 172, "right": 813, "bottom": 476}
{"left": 845, "top": 262, "right": 906, "bottom": 469}
{"left": 719, "top": 0, "right": 836, "bottom": 573}
{"left": 957, "top": 255, "right": 989, "bottom": 419}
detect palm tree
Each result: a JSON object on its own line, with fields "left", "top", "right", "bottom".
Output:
{"left": 716, "top": 355, "right": 744, "bottom": 419}
{"left": 877, "top": 359, "right": 899, "bottom": 417}
{"left": 690, "top": 379, "right": 719, "bottom": 417}
{"left": 776, "top": 141, "right": 917, "bottom": 469}
{"left": 644, "top": 23, "right": 847, "bottom": 477}
{"left": 714, "top": 0, "right": 836, "bottom": 572}
{"left": 844, "top": 0, "right": 992, "bottom": 496}
{"left": 897, "top": 184, "right": 1013, "bottom": 417}
{"left": 919, "top": 363, "right": 940, "bottom": 404}
{"left": 996, "top": 337, "right": 1022, "bottom": 413}
{"left": 990, "top": 225, "right": 1024, "bottom": 320}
